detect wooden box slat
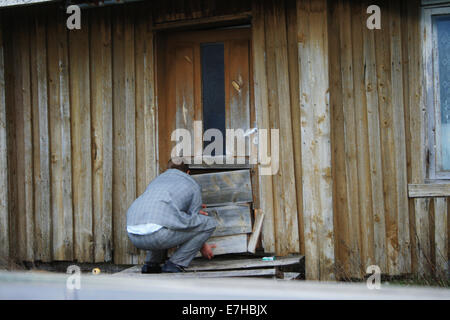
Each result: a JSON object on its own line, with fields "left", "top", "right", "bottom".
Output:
{"left": 192, "top": 169, "right": 252, "bottom": 206}
{"left": 205, "top": 204, "right": 252, "bottom": 237}
{"left": 195, "top": 234, "right": 248, "bottom": 257}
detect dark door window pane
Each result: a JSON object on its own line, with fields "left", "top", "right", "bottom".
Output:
{"left": 201, "top": 43, "right": 226, "bottom": 155}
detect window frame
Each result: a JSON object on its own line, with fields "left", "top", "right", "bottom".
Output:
{"left": 423, "top": 5, "right": 450, "bottom": 179}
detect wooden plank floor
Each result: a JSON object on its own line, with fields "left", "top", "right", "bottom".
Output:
{"left": 187, "top": 255, "right": 303, "bottom": 271}
{"left": 117, "top": 255, "right": 304, "bottom": 279}
{"left": 117, "top": 268, "right": 278, "bottom": 279}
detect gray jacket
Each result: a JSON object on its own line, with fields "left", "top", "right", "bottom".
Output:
{"left": 126, "top": 169, "right": 207, "bottom": 230}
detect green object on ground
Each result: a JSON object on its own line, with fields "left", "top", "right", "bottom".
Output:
{"left": 262, "top": 257, "right": 276, "bottom": 261}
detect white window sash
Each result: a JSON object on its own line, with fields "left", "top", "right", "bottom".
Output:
{"left": 423, "top": 6, "right": 450, "bottom": 179}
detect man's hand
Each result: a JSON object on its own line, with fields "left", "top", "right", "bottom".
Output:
{"left": 200, "top": 243, "right": 216, "bottom": 260}
{"left": 200, "top": 204, "right": 208, "bottom": 216}
{"left": 199, "top": 210, "right": 208, "bottom": 216}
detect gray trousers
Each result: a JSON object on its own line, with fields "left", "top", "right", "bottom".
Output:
{"left": 127, "top": 217, "right": 217, "bottom": 267}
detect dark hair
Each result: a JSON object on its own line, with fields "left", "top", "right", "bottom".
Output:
{"left": 167, "top": 157, "right": 189, "bottom": 173}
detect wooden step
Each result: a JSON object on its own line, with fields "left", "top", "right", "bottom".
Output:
{"left": 116, "top": 268, "right": 278, "bottom": 278}
{"left": 187, "top": 255, "right": 303, "bottom": 272}
{"left": 174, "top": 268, "right": 277, "bottom": 278}
{"left": 119, "top": 255, "right": 303, "bottom": 274}
{"left": 117, "top": 255, "right": 304, "bottom": 279}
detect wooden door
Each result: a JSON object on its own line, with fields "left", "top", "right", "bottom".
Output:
{"left": 157, "top": 27, "right": 253, "bottom": 168}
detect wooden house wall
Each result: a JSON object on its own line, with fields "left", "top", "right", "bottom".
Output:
{"left": 328, "top": 0, "right": 412, "bottom": 278}
{"left": 252, "top": 0, "right": 335, "bottom": 280}
{"left": 0, "top": 0, "right": 448, "bottom": 280}
{"left": 0, "top": 3, "right": 158, "bottom": 265}
{"left": 328, "top": 0, "right": 448, "bottom": 279}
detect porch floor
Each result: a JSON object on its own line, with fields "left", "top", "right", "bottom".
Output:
{"left": 115, "top": 254, "right": 304, "bottom": 280}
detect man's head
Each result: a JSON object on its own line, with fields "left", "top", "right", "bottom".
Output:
{"left": 167, "top": 157, "right": 190, "bottom": 174}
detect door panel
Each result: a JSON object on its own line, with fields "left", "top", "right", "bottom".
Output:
{"left": 174, "top": 45, "right": 195, "bottom": 130}
{"left": 159, "top": 28, "right": 252, "bottom": 166}
{"left": 226, "top": 39, "right": 250, "bottom": 135}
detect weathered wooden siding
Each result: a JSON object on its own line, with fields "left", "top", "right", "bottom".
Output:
{"left": 252, "top": 0, "right": 334, "bottom": 280}
{"left": 330, "top": 0, "right": 411, "bottom": 278}
{"left": 252, "top": 0, "right": 302, "bottom": 261}
{"left": 254, "top": 0, "right": 449, "bottom": 280}
{"left": 1, "top": 3, "right": 158, "bottom": 265}
{"left": 0, "top": 25, "right": 8, "bottom": 265}
{"left": 0, "top": 0, "right": 447, "bottom": 281}
{"left": 328, "top": 0, "right": 449, "bottom": 279}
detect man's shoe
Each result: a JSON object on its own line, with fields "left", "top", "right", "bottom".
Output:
{"left": 161, "top": 260, "right": 185, "bottom": 273}
{"left": 141, "top": 263, "right": 162, "bottom": 274}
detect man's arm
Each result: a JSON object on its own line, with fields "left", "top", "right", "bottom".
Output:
{"left": 186, "top": 184, "right": 203, "bottom": 216}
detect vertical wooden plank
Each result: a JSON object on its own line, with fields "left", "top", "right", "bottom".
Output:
{"left": 264, "top": 3, "right": 283, "bottom": 255}
{"left": 429, "top": 198, "right": 436, "bottom": 268}
{"left": 226, "top": 39, "right": 250, "bottom": 133}
{"left": 415, "top": 198, "right": 431, "bottom": 275}
{"left": 434, "top": 198, "right": 448, "bottom": 278}
{"left": 374, "top": 0, "right": 401, "bottom": 275}
{"left": 410, "top": 0, "right": 429, "bottom": 277}
{"left": 164, "top": 40, "right": 178, "bottom": 161}
{"left": 3, "top": 14, "right": 18, "bottom": 264}
{"left": 30, "top": 10, "right": 51, "bottom": 262}
{"left": 286, "top": 0, "right": 305, "bottom": 255}
{"left": 351, "top": 0, "right": 382, "bottom": 275}
{"left": 175, "top": 45, "right": 195, "bottom": 131}
{"left": 401, "top": 0, "right": 418, "bottom": 274}
{"left": 135, "top": 9, "right": 157, "bottom": 192}
{"left": 13, "top": 16, "right": 34, "bottom": 262}
{"left": 47, "top": 8, "right": 73, "bottom": 261}
{"left": 193, "top": 43, "right": 202, "bottom": 129}
{"left": 156, "top": 33, "right": 168, "bottom": 171}
{"left": 135, "top": 9, "right": 157, "bottom": 263}
{"left": 112, "top": 8, "right": 126, "bottom": 264}
{"left": 247, "top": 209, "right": 264, "bottom": 253}
{"left": 0, "top": 23, "right": 9, "bottom": 264}
{"left": 125, "top": 7, "right": 138, "bottom": 264}
{"left": 361, "top": 0, "right": 388, "bottom": 275}
{"left": 90, "top": 8, "right": 113, "bottom": 263}
{"left": 251, "top": 0, "right": 276, "bottom": 253}
{"left": 297, "top": 0, "right": 335, "bottom": 280}
{"left": 297, "top": 0, "right": 318, "bottom": 278}
{"left": 112, "top": 7, "right": 137, "bottom": 264}
{"left": 69, "top": 11, "right": 93, "bottom": 263}
{"left": 176, "top": 44, "right": 199, "bottom": 162}
{"left": 327, "top": 0, "right": 350, "bottom": 278}
{"left": 165, "top": 39, "right": 197, "bottom": 160}
{"left": 389, "top": 0, "right": 411, "bottom": 274}
{"left": 265, "top": 0, "right": 299, "bottom": 255}
{"left": 339, "top": 1, "right": 362, "bottom": 276}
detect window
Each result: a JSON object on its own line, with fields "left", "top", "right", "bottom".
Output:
{"left": 201, "top": 42, "right": 226, "bottom": 155}
{"left": 424, "top": 5, "right": 450, "bottom": 179}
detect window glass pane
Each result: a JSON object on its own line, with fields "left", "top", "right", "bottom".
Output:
{"left": 201, "top": 43, "right": 226, "bottom": 156}
{"left": 436, "top": 16, "right": 450, "bottom": 170}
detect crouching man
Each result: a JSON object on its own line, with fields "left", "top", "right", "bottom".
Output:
{"left": 127, "top": 158, "right": 218, "bottom": 273}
